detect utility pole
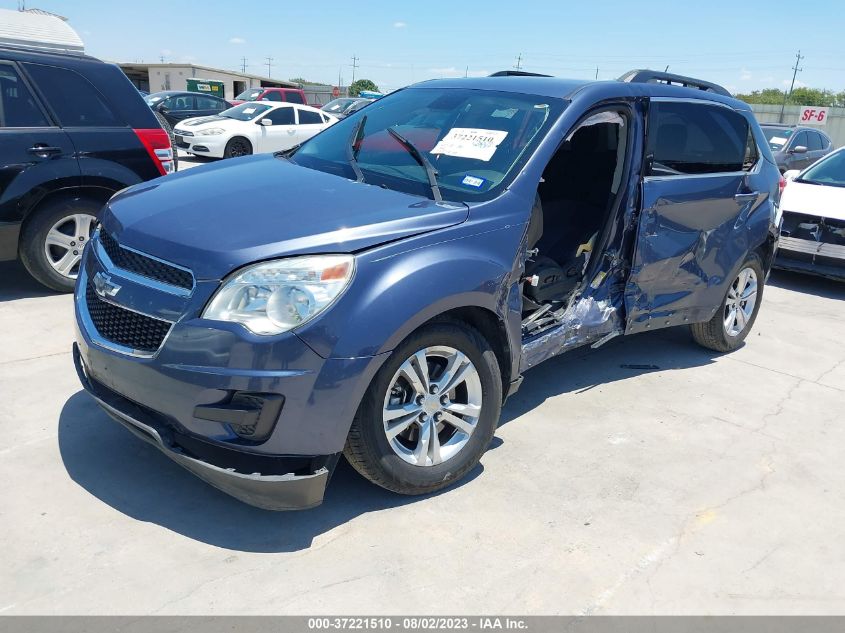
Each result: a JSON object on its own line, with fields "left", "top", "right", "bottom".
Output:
{"left": 595, "top": 66, "right": 599, "bottom": 80}
{"left": 350, "top": 55, "right": 359, "bottom": 84}
{"left": 160, "top": 55, "right": 165, "bottom": 63}
{"left": 241, "top": 57, "right": 247, "bottom": 73}
{"left": 465, "top": 65, "right": 469, "bottom": 78}
{"left": 664, "top": 65, "right": 670, "bottom": 72}
{"left": 265, "top": 57, "right": 273, "bottom": 78}
{"left": 780, "top": 50, "right": 804, "bottom": 123}
{"left": 514, "top": 53, "right": 523, "bottom": 71}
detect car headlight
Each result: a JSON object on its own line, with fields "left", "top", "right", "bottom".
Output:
{"left": 203, "top": 255, "right": 354, "bottom": 335}
{"left": 197, "top": 128, "right": 226, "bottom": 136}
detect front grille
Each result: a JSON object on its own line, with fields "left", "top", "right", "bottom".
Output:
{"left": 85, "top": 283, "right": 172, "bottom": 353}
{"left": 99, "top": 231, "right": 193, "bottom": 290}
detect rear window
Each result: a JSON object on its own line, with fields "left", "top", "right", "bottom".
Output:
{"left": 23, "top": 63, "right": 122, "bottom": 127}
{"left": 285, "top": 91, "right": 306, "bottom": 104}
{"left": 236, "top": 89, "right": 263, "bottom": 101}
{"left": 0, "top": 64, "right": 48, "bottom": 127}
{"left": 647, "top": 101, "right": 749, "bottom": 175}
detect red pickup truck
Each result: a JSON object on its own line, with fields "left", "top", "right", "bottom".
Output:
{"left": 231, "top": 87, "right": 308, "bottom": 106}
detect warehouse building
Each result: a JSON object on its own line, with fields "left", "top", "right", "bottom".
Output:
{"left": 118, "top": 63, "right": 298, "bottom": 101}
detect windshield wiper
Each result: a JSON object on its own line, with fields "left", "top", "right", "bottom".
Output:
{"left": 346, "top": 115, "right": 367, "bottom": 183}
{"left": 386, "top": 126, "right": 442, "bottom": 202}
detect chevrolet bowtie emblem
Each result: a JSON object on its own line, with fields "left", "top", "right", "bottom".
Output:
{"left": 93, "top": 271, "right": 121, "bottom": 298}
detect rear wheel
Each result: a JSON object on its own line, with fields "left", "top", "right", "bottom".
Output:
{"left": 19, "top": 196, "right": 100, "bottom": 292}
{"left": 224, "top": 137, "right": 252, "bottom": 159}
{"left": 344, "top": 321, "right": 502, "bottom": 495}
{"left": 691, "top": 253, "right": 764, "bottom": 352}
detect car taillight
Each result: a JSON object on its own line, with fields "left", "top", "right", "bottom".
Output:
{"left": 779, "top": 174, "right": 786, "bottom": 194}
{"left": 134, "top": 128, "right": 174, "bottom": 176}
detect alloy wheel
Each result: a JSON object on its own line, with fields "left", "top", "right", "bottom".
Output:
{"left": 382, "top": 345, "right": 483, "bottom": 467}
{"left": 44, "top": 213, "right": 96, "bottom": 280}
{"left": 723, "top": 267, "right": 758, "bottom": 337}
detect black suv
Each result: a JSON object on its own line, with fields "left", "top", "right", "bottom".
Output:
{"left": 0, "top": 45, "right": 174, "bottom": 291}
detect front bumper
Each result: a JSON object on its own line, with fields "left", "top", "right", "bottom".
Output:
{"left": 74, "top": 343, "right": 334, "bottom": 510}
{"left": 774, "top": 235, "right": 845, "bottom": 281}
{"left": 173, "top": 132, "right": 227, "bottom": 157}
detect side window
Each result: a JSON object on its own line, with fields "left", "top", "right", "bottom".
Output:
{"left": 646, "top": 101, "right": 748, "bottom": 176}
{"left": 166, "top": 95, "right": 195, "bottom": 111}
{"left": 195, "top": 95, "right": 222, "bottom": 110}
{"left": 22, "top": 63, "right": 121, "bottom": 126}
{"left": 791, "top": 131, "right": 809, "bottom": 150}
{"left": 743, "top": 127, "right": 759, "bottom": 171}
{"left": 0, "top": 64, "right": 48, "bottom": 127}
{"left": 262, "top": 91, "right": 283, "bottom": 102}
{"left": 265, "top": 107, "right": 295, "bottom": 125}
{"left": 285, "top": 91, "right": 306, "bottom": 104}
{"left": 806, "top": 132, "right": 823, "bottom": 151}
{"left": 819, "top": 133, "right": 831, "bottom": 149}
{"left": 297, "top": 109, "right": 322, "bottom": 125}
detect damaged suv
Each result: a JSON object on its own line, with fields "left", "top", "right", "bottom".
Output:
{"left": 73, "top": 70, "right": 780, "bottom": 510}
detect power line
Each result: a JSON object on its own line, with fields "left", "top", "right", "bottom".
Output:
{"left": 350, "top": 54, "right": 360, "bottom": 84}
{"left": 779, "top": 50, "right": 804, "bottom": 123}
{"left": 265, "top": 56, "right": 274, "bottom": 78}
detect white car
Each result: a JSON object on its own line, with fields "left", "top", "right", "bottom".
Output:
{"left": 777, "top": 147, "right": 845, "bottom": 281}
{"left": 173, "top": 102, "right": 337, "bottom": 159}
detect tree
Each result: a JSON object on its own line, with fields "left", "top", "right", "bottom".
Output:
{"left": 349, "top": 79, "right": 379, "bottom": 97}
{"left": 734, "top": 86, "right": 841, "bottom": 107}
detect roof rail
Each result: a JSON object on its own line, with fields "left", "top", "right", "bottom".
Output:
{"left": 618, "top": 69, "right": 731, "bottom": 97}
{"left": 489, "top": 70, "right": 552, "bottom": 78}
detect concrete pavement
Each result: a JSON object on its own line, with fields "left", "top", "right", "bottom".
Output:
{"left": 1, "top": 259, "right": 844, "bottom": 614}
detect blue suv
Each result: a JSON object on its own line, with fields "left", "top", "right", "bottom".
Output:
{"left": 73, "top": 71, "right": 781, "bottom": 510}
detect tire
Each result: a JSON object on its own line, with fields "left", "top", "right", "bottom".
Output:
{"left": 344, "top": 320, "right": 502, "bottom": 495}
{"left": 691, "top": 253, "right": 765, "bottom": 353}
{"left": 19, "top": 196, "right": 101, "bottom": 292}
{"left": 152, "top": 110, "right": 178, "bottom": 171}
{"left": 224, "top": 137, "right": 252, "bottom": 159}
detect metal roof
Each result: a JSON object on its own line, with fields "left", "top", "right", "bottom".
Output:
{"left": 0, "top": 8, "right": 84, "bottom": 53}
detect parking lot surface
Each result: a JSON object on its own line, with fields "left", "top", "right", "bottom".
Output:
{"left": 1, "top": 260, "right": 843, "bottom": 615}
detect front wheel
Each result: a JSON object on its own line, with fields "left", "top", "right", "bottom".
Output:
{"left": 344, "top": 321, "right": 502, "bottom": 495}
{"left": 223, "top": 137, "right": 252, "bottom": 159}
{"left": 691, "top": 254, "right": 765, "bottom": 352}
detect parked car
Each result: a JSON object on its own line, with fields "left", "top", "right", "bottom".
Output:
{"left": 760, "top": 124, "right": 833, "bottom": 173}
{"left": 144, "top": 90, "right": 231, "bottom": 128}
{"left": 321, "top": 97, "right": 374, "bottom": 119}
{"left": 230, "top": 87, "right": 308, "bottom": 106}
{"left": 0, "top": 44, "right": 174, "bottom": 292}
{"left": 775, "top": 148, "right": 845, "bottom": 280}
{"left": 73, "top": 71, "right": 780, "bottom": 510}
{"left": 173, "top": 102, "right": 337, "bottom": 159}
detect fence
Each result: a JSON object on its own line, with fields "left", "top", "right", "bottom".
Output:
{"left": 749, "top": 104, "right": 845, "bottom": 149}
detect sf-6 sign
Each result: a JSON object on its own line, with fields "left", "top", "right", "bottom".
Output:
{"left": 799, "top": 106, "right": 829, "bottom": 125}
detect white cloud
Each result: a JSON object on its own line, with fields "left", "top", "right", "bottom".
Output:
{"left": 160, "top": 49, "right": 172, "bottom": 57}
{"left": 393, "top": 21, "right": 407, "bottom": 28}
{"left": 739, "top": 68, "right": 752, "bottom": 81}
{"left": 229, "top": 37, "right": 246, "bottom": 44}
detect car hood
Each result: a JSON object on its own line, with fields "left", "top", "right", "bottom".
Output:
{"left": 175, "top": 115, "right": 231, "bottom": 128}
{"left": 781, "top": 180, "right": 845, "bottom": 221}
{"left": 102, "top": 154, "right": 468, "bottom": 280}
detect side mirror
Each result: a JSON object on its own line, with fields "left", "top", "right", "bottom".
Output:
{"left": 157, "top": 104, "right": 168, "bottom": 113}
{"left": 783, "top": 169, "right": 801, "bottom": 181}
{"left": 790, "top": 145, "right": 808, "bottom": 154}
{"left": 259, "top": 119, "right": 273, "bottom": 126}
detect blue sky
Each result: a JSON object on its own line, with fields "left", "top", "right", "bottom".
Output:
{"left": 6, "top": 0, "right": 845, "bottom": 94}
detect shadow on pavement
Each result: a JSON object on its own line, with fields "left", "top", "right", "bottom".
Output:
{"left": 58, "top": 327, "right": 720, "bottom": 552}
{"left": 0, "top": 260, "right": 57, "bottom": 301}
{"left": 768, "top": 269, "right": 845, "bottom": 301}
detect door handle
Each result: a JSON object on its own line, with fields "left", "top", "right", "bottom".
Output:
{"left": 734, "top": 192, "right": 759, "bottom": 201}
{"left": 28, "top": 145, "right": 63, "bottom": 157}
{"left": 287, "top": 129, "right": 296, "bottom": 135}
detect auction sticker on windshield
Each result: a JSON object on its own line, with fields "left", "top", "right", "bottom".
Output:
{"left": 432, "top": 128, "right": 508, "bottom": 162}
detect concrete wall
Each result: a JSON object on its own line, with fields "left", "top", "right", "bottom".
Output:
{"left": 143, "top": 66, "right": 266, "bottom": 101}
{"left": 750, "top": 104, "right": 845, "bottom": 149}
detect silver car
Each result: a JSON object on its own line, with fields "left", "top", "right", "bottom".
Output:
{"left": 761, "top": 124, "right": 833, "bottom": 173}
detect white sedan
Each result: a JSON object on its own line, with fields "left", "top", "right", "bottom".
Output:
{"left": 776, "top": 147, "right": 845, "bottom": 281}
{"left": 173, "top": 102, "right": 337, "bottom": 159}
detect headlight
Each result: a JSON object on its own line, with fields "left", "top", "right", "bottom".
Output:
{"left": 197, "top": 127, "right": 226, "bottom": 136}
{"left": 203, "top": 255, "right": 354, "bottom": 335}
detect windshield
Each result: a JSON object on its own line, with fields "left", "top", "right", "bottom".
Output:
{"left": 236, "top": 89, "right": 263, "bottom": 101}
{"left": 762, "top": 127, "right": 794, "bottom": 152}
{"left": 219, "top": 103, "right": 273, "bottom": 121}
{"left": 291, "top": 87, "right": 564, "bottom": 202}
{"left": 798, "top": 150, "right": 845, "bottom": 187}
{"left": 144, "top": 94, "right": 166, "bottom": 106}
{"left": 322, "top": 98, "right": 357, "bottom": 113}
